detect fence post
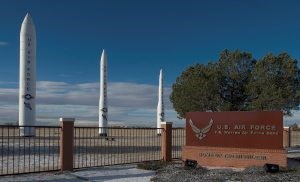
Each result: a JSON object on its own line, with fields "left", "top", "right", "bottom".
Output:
{"left": 289, "top": 126, "right": 291, "bottom": 147}
{"left": 161, "top": 122, "right": 172, "bottom": 162}
{"left": 60, "top": 118, "right": 75, "bottom": 171}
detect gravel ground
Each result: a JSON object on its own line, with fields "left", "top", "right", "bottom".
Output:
{"left": 151, "top": 162, "right": 300, "bottom": 182}
{"left": 1, "top": 162, "right": 300, "bottom": 182}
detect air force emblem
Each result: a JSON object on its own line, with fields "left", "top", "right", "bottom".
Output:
{"left": 189, "top": 118, "right": 213, "bottom": 140}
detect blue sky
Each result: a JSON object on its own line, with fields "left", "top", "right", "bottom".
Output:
{"left": 1, "top": 0, "right": 300, "bottom": 126}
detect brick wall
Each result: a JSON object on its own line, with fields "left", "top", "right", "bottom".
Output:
{"left": 182, "top": 146, "right": 287, "bottom": 168}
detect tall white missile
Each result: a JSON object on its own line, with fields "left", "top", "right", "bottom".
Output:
{"left": 99, "top": 49, "right": 108, "bottom": 136}
{"left": 157, "top": 69, "right": 164, "bottom": 135}
{"left": 19, "top": 13, "right": 36, "bottom": 136}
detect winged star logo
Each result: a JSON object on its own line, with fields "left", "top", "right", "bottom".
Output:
{"left": 189, "top": 118, "right": 213, "bottom": 140}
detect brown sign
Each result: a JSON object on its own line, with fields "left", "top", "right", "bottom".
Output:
{"left": 186, "top": 111, "right": 283, "bottom": 149}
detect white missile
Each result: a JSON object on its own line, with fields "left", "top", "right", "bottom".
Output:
{"left": 157, "top": 69, "right": 164, "bottom": 135}
{"left": 19, "top": 13, "right": 36, "bottom": 136}
{"left": 99, "top": 49, "right": 108, "bottom": 136}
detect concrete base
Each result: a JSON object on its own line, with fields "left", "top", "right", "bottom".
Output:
{"left": 99, "top": 133, "right": 108, "bottom": 137}
{"left": 182, "top": 146, "right": 287, "bottom": 168}
{"left": 19, "top": 127, "right": 35, "bottom": 137}
{"left": 22, "top": 135, "right": 36, "bottom": 138}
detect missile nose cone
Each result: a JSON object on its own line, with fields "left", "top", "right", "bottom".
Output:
{"left": 22, "top": 13, "right": 35, "bottom": 26}
{"left": 159, "top": 69, "right": 163, "bottom": 80}
{"left": 21, "top": 13, "right": 36, "bottom": 36}
{"left": 101, "top": 49, "right": 107, "bottom": 64}
{"left": 101, "top": 49, "right": 106, "bottom": 57}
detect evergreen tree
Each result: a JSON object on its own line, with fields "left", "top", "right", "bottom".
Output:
{"left": 170, "top": 50, "right": 300, "bottom": 118}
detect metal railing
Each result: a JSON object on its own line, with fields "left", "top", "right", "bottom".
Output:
{"left": 172, "top": 127, "right": 185, "bottom": 159}
{"left": 73, "top": 127, "right": 163, "bottom": 169}
{"left": 290, "top": 128, "right": 300, "bottom": 147}
{"left": 0, "top": 124, "right": 187, "bottom": 175}
{"left": 0, "top": 125, "right": 61, "bottom": 176}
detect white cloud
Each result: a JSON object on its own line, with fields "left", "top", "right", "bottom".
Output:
{"left": 284, "top": 111, "right": 300, "bottom": 126}
{"left": 0, "top": 104, "right": 18, "bottom": 124}
{"left": 1, "top": 80, "right": 300, "bottom": 127}
{"left": 0, "top": 81, "right": 184, "bottom": 126}
{"left": 0, "top": 41, "right": 8, "bottom": 46}
{"left": 0, "top": 88, "right": 18, "bottom": 103}
{"left": 34, "top": 81, "right": 173, "bottom": 109}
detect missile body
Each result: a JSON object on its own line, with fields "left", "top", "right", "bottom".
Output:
{"left": 19, "top": 13, "right": 36, "bottom": 136}
{"left": 99, "top": 50, "right": 108, "bottom": 136}
{"left": 157, "top": 69, "right": 164, "bottom": 135}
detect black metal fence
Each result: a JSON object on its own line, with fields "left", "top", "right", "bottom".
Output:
{"left": 73, "top": 127, "right": 163, "bottom": 169}
{"left": 290, "top": 127, "right": 300, "bottom": 147}
{"left": 0, "top": 125, "right": 187, "bottom": 175}
{"left": 172, "top": 127, "right": 185, "bottom": 159}
{"left": 0, "top": 125, "right": 61, "bottom": 176}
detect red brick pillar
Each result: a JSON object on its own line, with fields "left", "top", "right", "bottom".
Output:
{"left": 60, "top": 118, "right": 75, "bottom": 171}
{"left": 161, "top": 122, "right": 172, "bottom": 162}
